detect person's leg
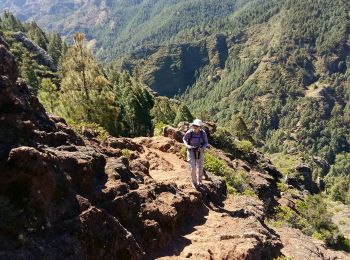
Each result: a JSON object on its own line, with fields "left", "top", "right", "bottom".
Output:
{"left": 197, "top": 150, "right": 205, "bottom": 185}
{"left": 187, "top": 149, "right": 197, "bottom": 186}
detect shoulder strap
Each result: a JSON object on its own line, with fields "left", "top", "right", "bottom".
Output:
{"left": 188, "top": 130, "right": 204, "bottom": 145}
{"left": 189, "top": 131, "right": 193, "bottom": 143}
{"left": 200, "top": 130, "right": 204, "bottom": 144}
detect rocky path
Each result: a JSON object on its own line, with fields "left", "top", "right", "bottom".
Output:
{"left": 134, "top": 137, "right": 282, "bottom": 259}
{"left": 134, "top": 136, "right": 350, "bottom": 260}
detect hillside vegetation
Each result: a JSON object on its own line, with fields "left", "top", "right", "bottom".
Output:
{"left": 181, "top": 0, "right": 349, "bottom": 163}
{"left": 0, "top": 0, "right": 251, "bottom": 61}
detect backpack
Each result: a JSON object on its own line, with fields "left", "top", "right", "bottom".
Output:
{"left": 187, "top": 129, "right": 205, "bottom": 148}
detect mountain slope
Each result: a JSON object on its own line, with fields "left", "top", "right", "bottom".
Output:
{"left": 110, "top": 0, "right": 350, "bottom": 208}
{"left": 0, "top": 0, "right": 249, "bottom": 61}
{"left": 112, "top": 0, "right": 349, "bottom": 164}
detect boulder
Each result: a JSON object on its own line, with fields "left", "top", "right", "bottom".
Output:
{"left": 163, "top": 125, "right": 184, "bottom": 143}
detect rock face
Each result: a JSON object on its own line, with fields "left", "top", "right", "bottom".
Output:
{"left": 285, "top": 162, "right": 320, "bottom": 194}
{"left": 119, "top": 36, "right": 228, "bottom": 97}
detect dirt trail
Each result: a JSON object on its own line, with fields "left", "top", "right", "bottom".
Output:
{"left": 133, "top": 137, "right": 350, "bottom": 260}
{"left": 134, "top": 137, "right": 280, "bottom": 259}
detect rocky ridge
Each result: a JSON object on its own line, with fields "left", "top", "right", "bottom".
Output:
{"left": 0, "top": 36, "right": 349, "bottom": 259}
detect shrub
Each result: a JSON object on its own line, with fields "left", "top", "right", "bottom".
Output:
{"left": 274, "top": 256, "right": 293, "bottom": 260}
{"left": 271, "top": 194, "right": 350, "bottom": 251}
{"left": 181, "top": 145, "right": 187, "bottom": 160}
{"left": 204, "top": 152, "right": 230, "bottom": 177}
{"left": 154, "top": 121, "right": 167, "bottom": 136}
{"left": 211, "top": 128, "right": 238, "bottom": 155}
{"left": 226, "top": 182, "right": 239, "bottom": 195}
{"left": 122, "top": 149, "right": 131, "bottom": 159}
{"left": 269, "top": 153, "right": 299, "bottom": 177}
{"left": 236, "top": 140, "right": 254, "bottom": 154}
{"left": 277, "top": 182, "right": 289, "bottom": 192}
{"left": 204, "top": 152, "right": 254, "bottom": 196}
{"left": 273, "top": 205, "right": 302, "bottom": 229}
{"left": 335, "top": 236, "right": 350, "bottom": 252}
{"left": 67, "top": 120, "right": 109, "bottom": 142}
{"left": 225, "top": 170, "right": 251, "bottom": 194}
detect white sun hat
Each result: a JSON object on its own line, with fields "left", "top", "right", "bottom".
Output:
{"left": 191, "top": 119, "right": 203, "bottom": 127}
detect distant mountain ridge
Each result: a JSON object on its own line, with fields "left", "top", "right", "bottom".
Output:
{"left": 0, "top": 0, "right": 244, "bottom": 61}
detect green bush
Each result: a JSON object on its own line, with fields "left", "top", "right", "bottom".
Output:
{"left": 211, "top": 128, "right": 254, "bottom": 159}
{"left": 181, "top": 145, "right": 187, "bottom": 160}
{"left": 272, "top": 194, "right": 350, "bottom": 250}
{"left": 204, "top": 151, "right": 254, "bottom": 195}
{"left": 122, "top": 148, "right": 131, "bottom": 159}
{"left": 325, "top": 153, "right": 350, "bottom": 205}
{"left": 225, "top": 170, "right": 252, "bottom": 194}
{"left": 273, "top": 205, "right": 302, "bottom": 229}
{"left": 154, "top": 121, "right": 167, "bottom": 136}
{"left": 236, "top": 140, "right": 254, "bottom": 154}
{"left": 274, "top": 256, "right": 293, "bottom": 260}
{"left": 277, "top": 182, "right": 289, "bottom": 192}
{"left": 335, "top": 236, "right": 350, "bottom": 252}
{"left": 68, "top": 120, "right": 109, "bottom": 142}
{"left": 204, "top": 152, "right": 230, "bottom": 177}
{"left": 269, "top": 153, "right": 299, "bottom": 177}
{"left": 211, "top": 128, "right": 238, "bottom": 155}
{"left": 226, "top": 182, "right": 239, "bottom": 195}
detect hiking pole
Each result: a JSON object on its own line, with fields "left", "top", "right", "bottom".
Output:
{"left": 194, "top": 147, "right": 200, "bottom": 182}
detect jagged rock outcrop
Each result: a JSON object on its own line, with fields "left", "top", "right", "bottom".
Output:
{"left": 285, "top": 161, "right": 320, "bottom": 194}
{"left": 12, "top": 32, "right": 57, "bottom": 71}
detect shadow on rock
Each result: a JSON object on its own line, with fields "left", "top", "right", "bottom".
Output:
{"left": 148, "top": 205, "right": 209, "bottom": 259}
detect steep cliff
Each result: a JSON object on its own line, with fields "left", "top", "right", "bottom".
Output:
{"left": 117, "top": 34, "right": 228, "bottom": 97}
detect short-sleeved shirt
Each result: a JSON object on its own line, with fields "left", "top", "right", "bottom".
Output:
{"left": 183, "top": 129, "right": 209, "bottom": 148}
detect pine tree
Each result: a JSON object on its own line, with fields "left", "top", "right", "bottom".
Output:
{"left": 27, "top": 22, "right": 48, "bottom": 51}
{"left": 110, "top": 71, "right": 155, "bottom": 137}
{"left": 229, "top": 114, "right": 250, "bottom": 140}
{"left": 37, "top": 78, "right": 59, "bottom": 114}
{"left": 48, "top": 32, "right": 64, "bottom": 64}
{"left": 58, "top": 33, "right": 119, "bottom": 134}
{"left": 1, "top": 11, "right": 24, "bottom": 31}
{"left": 151, "top": 97, "right": 177, "bottom": 125}
{"left": 173, "top": 104, "right": 193, "bottom": 126}
{"left": 20, "top": 52, "right": 39, "bottom": 92}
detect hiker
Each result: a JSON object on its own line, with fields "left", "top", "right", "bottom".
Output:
{"left": 183, "top": 119, "right": 209, "bottom": 188}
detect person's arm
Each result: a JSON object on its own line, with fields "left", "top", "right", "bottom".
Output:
{"left": 201, "top": 130, "right": 209, "bottom": 149}
{"left": 183, "top": 131, "right": 194, "bottom": 149}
